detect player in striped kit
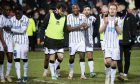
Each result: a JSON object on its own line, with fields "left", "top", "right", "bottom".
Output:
{"left": 0, "top": 9, "right": 8, "bottom": 83}
{"left": 0, "top": 5, "right": 13, "bottom": 83}
{"left": 82, "top": 5, "right": 96, "bottom": 77}
{"left": 99, "top": 4, "right": 122, "bottom": 84}
{"left": 5, "top": 6, "right": 29, "bottom": 82}
{"left": 67, "top": 4, "right": 88, "bottom": 79}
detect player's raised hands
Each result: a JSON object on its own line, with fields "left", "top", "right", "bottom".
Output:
{"left": 114, "top": 19, "right": 118, "bottom": 27}
{"left": 3, "top": 26, "right": 11, "bottom": 32}
{"left": 103, "top": 17, "right": 108, "bottom": 25}
{"left": 80, "top": 23, "right": 88, "bottom": 29}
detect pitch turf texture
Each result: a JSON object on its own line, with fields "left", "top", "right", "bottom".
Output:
{"left": 3, "top": 49, "right": 140, "bottom": 84}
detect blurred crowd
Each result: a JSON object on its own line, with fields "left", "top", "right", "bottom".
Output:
{"left": 0, "top": 0, "right": 140, "bottom": 50}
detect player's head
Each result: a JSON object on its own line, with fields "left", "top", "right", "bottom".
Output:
{"left": 72, "top": 4, "right": 80, "bottom": 15}
{"left": 83, "top": 5, "right": 91, "bottom": 16}
{"left": 3, "top": 4, "right": 11, "bottom": 17}
{"left": 14, "top": 5, "right": 23, "bottom": 20}
{"left": 117, "top": 2, "right": 128, "bottom": 16}
{"left": 101, "top": 5, "right": 108, "bottom": 17}
{"left": 56, "top": 2, "right": 67, "bottom": 16}
{"left": 108, "top": 4, "right": 118, "bottom": 17}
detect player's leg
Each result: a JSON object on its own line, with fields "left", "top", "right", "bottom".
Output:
{"left": 68, "top": 55, "right": 75, "bottom": 79}
{"left": 14, "top": 58, "right": 21, "bottom": 82}
{"left": 104, "top": 49, "right": 112, "bottom": 84}
{"left": 5, "top": 52, "right": 13, "bottom": 82}
{"left": 78, "top": 42, "right": 86, "bottom": 79}
{"left": 49, "top": 49, "right": 57, "bottom": 80}
{"left": 87, "top": 51, "right": 96, "bottom": 77}
{"left": 123, "top": 45, "right": 131, "bottom": 80}
{"left": 110, "top": 60, "right": 117, "bottom": 84}
{"left": 13, "top": 45, "right": 21, "bottom": 82}
{"left": 55, "top": 53, "right": 61, "bottom": 77}
{"left": 68, "top": 44, "right": 77, "bottom": 79}
{"left": 43, "top": 47, "right": 50, "bottom": 77}
{"left": 0, "top": 51, "right": 5, "bottom": 83}
{"left": 55, "top": 49, "right": 64, "bottom": 77}
{"left": 21, "top": 44, "right": 29, "bottom": 82}
{"left": 79, "top": 52, "right": 86, "bottom": 79}
{"left": 110, "top": 48, "right": 120, "bottom": 84}
{"left": 22, "top": 59, "right": 28, "bottom": 82}
{"left": 86, "top": 45, "right": 96, "bottom": 77}
{"left": 5, "top": 42, "right": 13, "bottom": 82}
{"left": 43, "top": 54, "right": 49, "bottom": 77}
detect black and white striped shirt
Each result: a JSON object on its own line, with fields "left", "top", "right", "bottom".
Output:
{"left": 103, "top": 16, "right": 121, "bottom": 48}
{"left": 10, "top": 15, "right": 29, "bottom": 45}
{"left": 0, "top": 15, "right": 13, "bottom": 44}
{"left": 85, "top": 15, "right": 96, "bottom": 44}
{"left": 67, "top": 13, "right": 87, "bottom": 44}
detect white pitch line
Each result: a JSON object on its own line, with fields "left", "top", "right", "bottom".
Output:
{"left": 32, "top": 78, "right": 65, "bottom": 84}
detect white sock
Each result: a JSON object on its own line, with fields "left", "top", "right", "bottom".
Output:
{"left": 0, "top": 64, "right": 4, "bottom": 79}
{"left": 111, "top": 68, "right": 116, "bottom": 83}
{"left": 55, "top": 59, "right": 60, "bottom": 70}
{"left": 49, "top": 63, "right": 55, "bottom": 77}
{"left": 15, "top": 62, "right": 21, "bottom": 79}
{"left": 69, "top": 63, "right": 74, "bottom": 74}
{"left": 105, "top": 67, "right": 111, "bottom": 78}
{"left": 24, "top": 62, "right": 28, "bottom": 77}
{"left": 88, "top": 61, "right": 94, "bottom": 73}
{"left": 6, "top": 62, "right": 12, "bottom": 76}
{"left": 80, "top": 62, "right": 85, "bottom": 76}
{"left": 44, "top": 69, "right": 48, "bottom": 73}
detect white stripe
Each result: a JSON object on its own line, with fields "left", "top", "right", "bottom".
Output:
{"left": 11, "top": 15, "right": 29, "bottom": 44}
{"left": 67, "top": 13, "right": 86, "bottom": 44}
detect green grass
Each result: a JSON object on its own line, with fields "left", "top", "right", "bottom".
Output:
{"left": 3, "top": 49, "right": 140, "bottom": 84}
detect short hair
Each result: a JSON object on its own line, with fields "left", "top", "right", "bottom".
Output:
{"left": 13, "top": 5, "right": 23, "bottom": 11}
{"left": 72, "top": 3, "right": 79, "bottom": 9}
{"left": 83, "top": 5, "right": 91, "bottom": 9}
{"left": 56, "top": 2, "right": 67, "bottom": 11}
{"left": 109, "top": 3, "right": 118, "bottom": 9}
{"left": 118, "top": 1, "right": 129, "bottom": 9}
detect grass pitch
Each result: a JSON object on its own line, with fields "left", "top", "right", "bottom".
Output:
{"left": 3, "top": 49, "right": 140, "bottom": 84}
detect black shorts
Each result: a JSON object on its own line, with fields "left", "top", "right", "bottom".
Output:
{"left": 44, "top": 36, "right": 64, "bottom": 49}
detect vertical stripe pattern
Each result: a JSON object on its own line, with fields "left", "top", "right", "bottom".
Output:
{"left": 103, "top": 16, "right": 120, "bottom": 48}
{"left": 67, "top": 13, "right": 86, "bottom": 44}
{"left": 10, "top": 15, "right": 29, "bottom": 45}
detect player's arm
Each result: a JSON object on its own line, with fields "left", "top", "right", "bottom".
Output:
{"left": 115, "top": 24, "right": 122, "bottom": 34}
{"left": 99, "top": 17, "right": 108, "bottom": 33}
{"left": 114, "top": 20, "right": 122, "bottom": 34}
{"left": 40, "top": 12, "right": 50, "bottom": 44}
{"left": 0, "top": 29, "right": 4, "bottom": 43}
{"left": 67, "top": 25, "right": 82, "bottom": 31}
{"left": 0, "top": 28, "right": 7, "bottom": 51}
{"left": 11, "top": 19, "right": 29, "bottom": 33}
{"left": 66, "top": 15, "right": 83, "bottom": 31}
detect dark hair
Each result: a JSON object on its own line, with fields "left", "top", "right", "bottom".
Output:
{"left": 13, "top": 5, "right": 23, "bottom": 11}
{"left": 56, "top": 2, "right": 67, "bottom": 11}
{"left": 83, "top": 5, "right": 91, "bottom": 9}
{"left": 118, "top": 1, "right": 129, "bottom": 9}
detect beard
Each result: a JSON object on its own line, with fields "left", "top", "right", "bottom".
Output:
{"left": 117, "top": 10, "right": 127, "bottom": 17}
